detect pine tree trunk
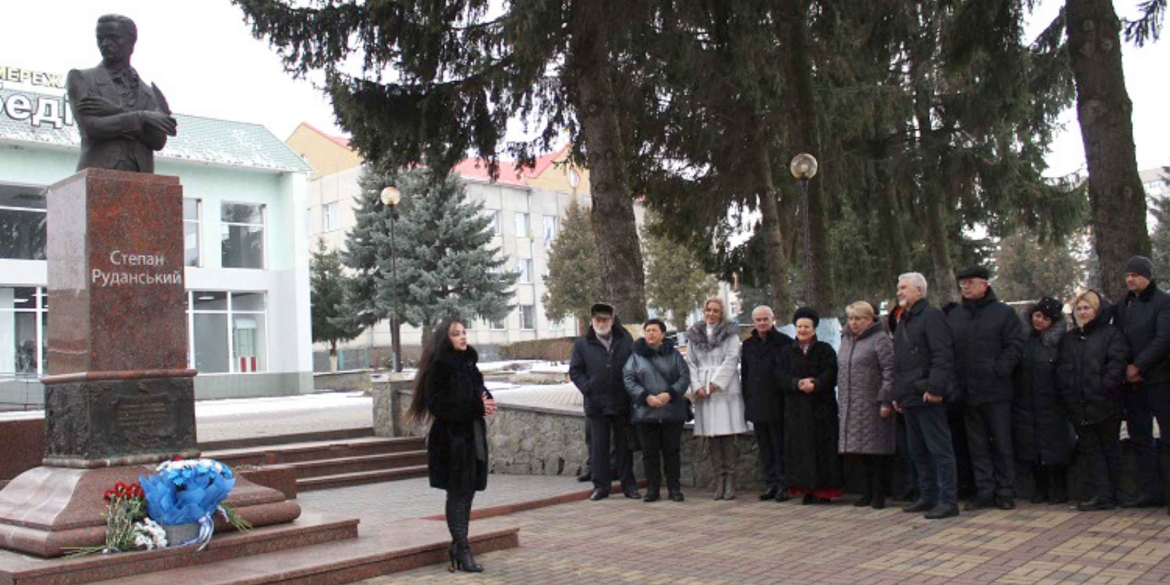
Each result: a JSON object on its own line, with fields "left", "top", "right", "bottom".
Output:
{"left": 871, "top": 104, "right": 910, "bottom": 288}
{"left": 776, "top": 0, "right": 835, "bottom": 314}
{"left": 1065, "top": 0, "right": 1150, "bottom": 302}
{"left": 910, "top": 9, "right": 958, "bottom": 307}
{"left": 568, "top": 0, "right": 648, "bottom": 323}
{"left": 875, "top": 158, "right": 910, "bottom": 286}
{"left": 916, "top": 98, "right": 958, "bottom": 305}
{"left": 755, "top": 129, "right": 793, "bottom": 315}
{"left": 392, "top": 319, "right": 403, "bottom": 372}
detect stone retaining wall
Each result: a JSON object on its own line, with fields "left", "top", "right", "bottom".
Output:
{"left": 371, "top": 386, "right": 1169, "bottom": 499}
{"left": 313, "top": 370, "right": 374, "bottom": 392}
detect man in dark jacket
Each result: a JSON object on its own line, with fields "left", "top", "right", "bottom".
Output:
{"left": 947, "top": 266, "right": 1026, "bottom": 510}
{"left": 741, "top": 305, "right": 794, "bottom": 502}
{"left": 1115, "top": 256, "right": 1170, "bottom": 509}
{"left": 569, "top": 302, "right": 638, "bottom": 501}
{"left": 892, "top": 272, "right": 959, "bottom": 519}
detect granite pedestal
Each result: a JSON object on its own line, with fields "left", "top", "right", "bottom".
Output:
{"left": 0, "top": 170, "right": 300, "bottom": 558}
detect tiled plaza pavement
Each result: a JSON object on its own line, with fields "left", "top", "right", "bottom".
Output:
{"left": 298, "top": 475, "right": 586, "bottom": 523}
{"left": 360, "top": 493, "right": 1170, "bottom": 585}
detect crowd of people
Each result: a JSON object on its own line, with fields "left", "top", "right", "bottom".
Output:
{"left": 569, "top": 255, "right": 1170, "bottom": 521}
{"left": 407, "top": 254, "right": 1170, "bottom": 573}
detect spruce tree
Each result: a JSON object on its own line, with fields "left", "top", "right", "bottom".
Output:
{"left": 992, "top": 230, "right": 1086, "bottom": 302}
{"left": 233, "top": 0, "right": 652, "bottom": 322}
{"left": 1149, "top": 172, "right": 1170, "bottom": 288}
{"left": 542, "top": 200, "right": 602, "bottom": 332}
{"left": 379, "top": 171, "right": 517, "bottom": 343}
{"left": 643, "top": 217, "right": 719, "bottom": 332}
{"left": 341, "top": 167, "right": 396, "bottom": 333}
{"left": 311, "top": 239, "right": 364, "bottom": 371}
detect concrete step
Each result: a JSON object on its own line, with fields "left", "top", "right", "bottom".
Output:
{"left": 0, "top": 515, "right": 359, "bottom": 585}
{"left": 197, "top": 427, "right": 375, "bottom": 451}
{"left": 290, "top": 451, "right": 428, "bottom": 479}
{"left": 81, "top": 519, "right": 519, "bottom": 585}
{"left": 205, "top": 436, "right": 426, "bottom": 468}
{"left": 297, "top": 465, "right": 429, "bottom": 492}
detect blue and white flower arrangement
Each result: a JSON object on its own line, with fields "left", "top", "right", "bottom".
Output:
{"left": 139, "top": 458, "right": 252, "bottom": 550}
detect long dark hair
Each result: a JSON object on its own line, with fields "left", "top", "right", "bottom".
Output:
{"left": 408, "top": 317, "right": 461, "bottom": 423}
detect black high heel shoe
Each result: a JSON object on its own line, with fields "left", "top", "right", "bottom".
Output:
{"left": 451, "top": 542, "right": 483, "bottom": 573}
{"left": 447, "top": 542, "right": 457, "bottom": 572}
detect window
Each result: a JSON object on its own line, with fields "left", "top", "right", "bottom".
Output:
{"left": 322, "top": 202, "right": 340, "bottom": 232}
{"left": 519, "top": 305, "right": 536, "bottom": 330}
{"left": 0, "top": 287, "right": 46, "bottom": 379}
{"left": 515, "top": 212, "right": 529, "bottom": 238}
{"left": 183, "top": 199, "right": 200, "bottom": 267}
{"left": 518, "top": 258, "right": 533, "bottom": 283}
{"left": 490, "top": 317, "right": 506, "bottom": 330}
{"left": 486, "top": 210, "right": 502, "bottom": 236}
{"left": 549, "top": 318, "right": 564, "bottom": 331}
{"left": 188, "top": 291, "right": 268, "bottom": 374}
{"left": 220, "top": 203, "right": 265, "bottom": 269}
{"left": 542, "top": 215, "right": 557, "bottom": 246}
{"left": 0, "top": 184, "right": 47, "bottom": 261}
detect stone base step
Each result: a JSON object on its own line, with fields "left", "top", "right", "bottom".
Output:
{"left": 0, "top": 514, "right": 359, "bottom": 585}
{"left": 197, "top": 427, "right": 375, "bottom": 451}
{"left": 83, "top": 519, "right": 519, "bottom": 585}
{"left": 291, "top": 451, "right": 428, "bottom": 479}
{"left": 204, "top": 436, "right": 426, "bottom": 467}
{"left": 297, "top": 465, "right": 429, "bottom": 492}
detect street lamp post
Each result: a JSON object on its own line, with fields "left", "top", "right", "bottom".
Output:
{"left": 380, "top": 186, "right": 402, "bottom": 373}
{"left": 789, "top": 153, "right": 819, "bottom": 308}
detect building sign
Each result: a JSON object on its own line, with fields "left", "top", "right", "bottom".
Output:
{"left": 1, "top": 91, "right": 73, "bottom": 129}
{"left": 0, "top": 66, "right": 66, "bottom": 89}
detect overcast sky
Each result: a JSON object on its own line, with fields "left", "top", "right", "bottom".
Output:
{"left": 0, "top": 0, "right": 1166, "bottom": 176}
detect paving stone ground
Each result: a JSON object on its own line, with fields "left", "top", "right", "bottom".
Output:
{"left": 297, "top": 475, "right": 586, "bottom": 524}
{"left": 359, "top": 492, "right": 1170, "bottom": 585}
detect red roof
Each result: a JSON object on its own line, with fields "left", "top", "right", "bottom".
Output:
{"left": 294, "top": 122, "right": 350, "bottom": 149}
{"left": 452, "top": 143, "right": 572, "bottom": 187}
{"left": 293, "top": 120, "right": 574, "bottom": 186}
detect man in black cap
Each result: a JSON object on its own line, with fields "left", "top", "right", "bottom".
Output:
{"left": 1115, "top": 255, "right": 1170, "bottom": 510}
{"left": 569, "top": 302, "right": 639, "bottom": 500}
{"left": 946, "top": 266, "right": 1025, "bottom": 510}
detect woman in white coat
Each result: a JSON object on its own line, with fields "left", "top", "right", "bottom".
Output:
{"left": 685, "top": 297, "right": 749, "bottom": 499}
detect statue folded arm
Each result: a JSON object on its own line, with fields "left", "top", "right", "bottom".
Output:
{"left": 66, "top": 69, "right": 174, "bottom": 151}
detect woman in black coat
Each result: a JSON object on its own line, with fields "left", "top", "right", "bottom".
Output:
{"left": 1012, "top": 297, "right": 1075, "bottom": 504}
{"left": 1056, "top": 290, "right": 1128, "bottom": 511}
{"left": 408, "top": 317, "right": 497, "bottom": 572}
{"left": 782, "top": 307, "right": 843, "bottom": 504}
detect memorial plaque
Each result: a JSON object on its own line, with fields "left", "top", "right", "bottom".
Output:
{"left": 44, "top": 376, "right": 196, "bottom": 466}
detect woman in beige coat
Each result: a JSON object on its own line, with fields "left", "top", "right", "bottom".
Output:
{"left": 837, "top": 301, "right": 896, "bottom": 508}
{"left": 685, "top": 297, "right": 749, "bottom": 499}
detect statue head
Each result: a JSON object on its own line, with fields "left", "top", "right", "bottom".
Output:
{"left": 95, "top": 14, "right": 137, "bottom": 66}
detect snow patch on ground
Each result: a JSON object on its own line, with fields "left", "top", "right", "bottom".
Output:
{"left": 195, "top": 391, "right": 372, "bottom": 417}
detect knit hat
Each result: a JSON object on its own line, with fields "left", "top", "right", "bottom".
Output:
{"left": 956, "top": 266, "right": 990, "bottom": 281}
{"left": 1034, "top": 296, "right": 1063, "bottom": 323}
{"left": 590, "top": 302, "right": 615, "bottom": 318}
{"left": 1125, "top": 255, "right": 1154, "bottom": 280}
{"left": 793, "top": 307, "right": 820, "bottom": 328}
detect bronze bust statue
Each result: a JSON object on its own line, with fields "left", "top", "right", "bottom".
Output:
{"left": 66, "top": 14, "right": 177, "bottom": 173}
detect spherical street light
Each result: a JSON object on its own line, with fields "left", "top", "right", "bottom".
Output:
{"left": 380, "top": 186, "right": 402, "bottom": 207}
{"left": 790, "top": 153, "right": 819, "bottom": 310}
{"left": 381, "top": 184, "right": 403, "bottom": 373}
{"left": 789, "top": 153, "right": 818, "bottom": 180}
